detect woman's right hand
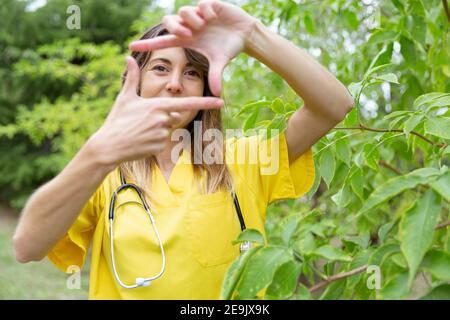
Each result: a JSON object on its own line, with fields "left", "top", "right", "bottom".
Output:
{"left": 88, "top": 56, "right": 223, "bottom": 170}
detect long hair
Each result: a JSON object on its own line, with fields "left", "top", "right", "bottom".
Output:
{"left": 119, "top": 24, "right": 233, "bottom": 204}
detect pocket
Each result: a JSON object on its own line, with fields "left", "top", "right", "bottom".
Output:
{"left": 185, "top": 191, "right": 242, "bottom": 267}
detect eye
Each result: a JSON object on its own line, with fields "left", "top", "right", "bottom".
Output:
{"left": 185, "top": 69, "right": 200, "bottom": 77}
{"left": 152, "top": 65, "right": 167, "bottom": 72}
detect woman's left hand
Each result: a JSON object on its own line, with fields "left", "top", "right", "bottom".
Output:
{"left": 129, "top": 0, "right": 258, "bottom": 97}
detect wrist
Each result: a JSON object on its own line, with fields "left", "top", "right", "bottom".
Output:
{"left": 243, "top": 19, "right": 269, "bottom": 57}
{"left": 84, "top": 134, "right": 117, "bottom": 174}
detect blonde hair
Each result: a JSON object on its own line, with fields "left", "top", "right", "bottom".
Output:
{"left": 119, "top": 24, "right": 233, "bottom": 204}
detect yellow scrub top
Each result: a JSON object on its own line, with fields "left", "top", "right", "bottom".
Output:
{"left": 47, "top": 132, "right": 315, "bottom": 299}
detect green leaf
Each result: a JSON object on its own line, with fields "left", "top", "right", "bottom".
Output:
{"left": 313, "top": 245, "right": 352, "bottom": 262}
{"left": 331, "top": 184, "right": 353, "bottom": 208}
{"left": 270, "top": 97, "right": 284, "bottom": 114}
{"left": 295, "top": 231, "right": 316, "bottom": 255}
{"left": 237, "top": 99, "right": 270, "bottom": 116}
{"left": 344, "top": 9, "right": 358, "bottom": 31}
{"left": 319, "top": 278, "right": 347, "bottom": 300}
{"left": 306, "top": 161, "right": 321, "bottom": 200}
{"left": 424, "top": 117, "right": 450, "bottom": 139}
{"left": 379, "top": 272, "right": 409, "bottom": 300}
{"left": 400, "top": 189, "right": 442, "bottom": 287}
{"left": 373, "top": 43, "right": 394, "bottom": 68}
{"left": 262, "top": 115, "right": 286, "bottom": 139}
{"left": 232, "top": 228, "right": 265, "bottom": 246}
{"left": 369, "top": 243, "right": 400, "bottom": 266}
{"left": 344, "top": 107, "right": 359, "bottom": 126}
{"left": 342, "top": 233, "right": 370, "bottom": 249}
{"left": 420, "top": 250, "right": 450, "bottom": 281}
{"left": 350, "top": 167, "right": 365, "bottom": 201}
{"left": 367, "top": 30, "right": 398, "bottom": 46}
{"left": 378, "top": 221, "right": 396, "bottom": 243}
{"left": 413, "top": 92, "right": 448, "bottom": 109}
{"left": 374, "top": 73, "right": 399, "bottom": 84}
{"left": 319, "top": 148, "right": 335, "bottom": 188}
{"left": 430, "top": 171, "right": 450, "bottom": 202}
{"left": 410, "top": 15, "right": 426, "bottom": 46}
{"left": 400, "top": 36, "right": 417, "bottom": 66}
{"left": 348, "top": 81, "right": 362, "bottom": 99}
{"left": 335, "top": 137, "right": 351, "bottom": 165}
{"left": 233, "top": 246, "right": 292, "bottom": 299}
{"left": 304, "top": 11, "right": 316, "bottom": 34}
{"left": 384, "top": 110, "right": 411, "bottom": 120}
{"left": 363, "top": 143, "right": 380, "bottom": 170}
{"left": 365, "top": 63, "right": 394, "bottom": 79}
{"left": 424, "top": 94, "right": 450, "bottom": 111}
{"left": 420, "top": 284, "right": 450, "bottom": 300}
{"left": 243, "top": 109, "right": 258, "bottom": 132}
{"left": 296, "top": 284, "right": 312, "bottom": 300}
{"left": 358, "top": 168, "right": 441, "bottom": 216}
{"left": 220, "top": 246, "right": 262, "bottom": 299}
{"left": 443, "top": 145, "right": 450, "bottom": 155}
{"left": 403, "top": 114, "right": 423, "bottom": 134}
{"left": 391, "top": 0, "right": 405, "bottom": 13}
{"left": 279, "top": 214, "right": 301, "bottom": 246}
{"left": 266, "top": 260, "right": 302, "bottom": 299}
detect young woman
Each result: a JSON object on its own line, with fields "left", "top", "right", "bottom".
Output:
{"left": 13, "top": 0, "right": 353, "bottom": 299}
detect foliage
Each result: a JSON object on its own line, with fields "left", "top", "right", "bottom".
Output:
{"left": 0, "top": 0, "right": 448, "bottom": 300}
{"left": 221, "top": 0, "right": 450, "bottom": 300}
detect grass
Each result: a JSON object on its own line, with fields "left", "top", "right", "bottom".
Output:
{"left": 0, "top": 206, "right": 89, "bottom": 299}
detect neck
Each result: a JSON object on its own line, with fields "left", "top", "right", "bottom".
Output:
{"left": 154, "top": 137, "right": 189, "bottom": 171}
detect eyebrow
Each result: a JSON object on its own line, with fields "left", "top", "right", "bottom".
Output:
{"left": 149, "top": 57, "right": 192, "bottom": 67}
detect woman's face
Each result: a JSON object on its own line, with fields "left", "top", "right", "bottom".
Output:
{"left": 140, "top": 47, "right": 205, "bottom": 129}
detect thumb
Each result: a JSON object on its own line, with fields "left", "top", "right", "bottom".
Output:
{"left": 208, "top": 57, "right": 228, "bottom": 97}
{"left": 122, "top": 56, "right": 140, "bottom": 97}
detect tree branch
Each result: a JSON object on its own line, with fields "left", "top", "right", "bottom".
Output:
{"left": 443, "top": 0, "right": 450, "bottom": 23}
{"left": 309, "top": 264, "right": 368, "bottom": 293}
{"left": 306, "top": 220, "right": 449, "bottom": 294}
{"left": 334, "top": 124, "right": 447, "bottom": 148}
{"left": 379, "top": 159, "right": 403, "bottom": 175}
{"left": 436, "top": 220, "right": 450, "bottom": 230}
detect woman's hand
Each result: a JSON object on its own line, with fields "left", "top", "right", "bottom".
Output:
{"left": 88, "top": 56, "right": 224, "bottom": 170}
{"left": 129, "top": 0, "right": 258, "bottom": 97}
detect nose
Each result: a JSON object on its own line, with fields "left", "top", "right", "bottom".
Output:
{"left": 165, "top": 73, "right": 183, "bottom": 94}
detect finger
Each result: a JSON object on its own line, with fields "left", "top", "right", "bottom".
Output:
{"left": 148, "top": 128, "right": 171, "bottom": 141}
{"left": 156, "top": 97, "right": 224, "bottom": 112}
{"left": 162, "top": 15, "right": 192, "bottom": 37}
{"left": 168, "top": 111, "right": 182, "bottom": 127}
{"left": 151, "top": 112, "right": 171, "bottom": 128}
{"left": 122, "top": 56, "right": 140, "bottom": 96}
{"left": 198, "top": 1, "right": 218, "bottom": 21}
{"left": 208, "top": 58, "right": 228, "bottom": 97}
{"left": 153, "top": 110, "right": 180, "bottom": 128}
{"left": 179, "top": 6, "right": 206, "bottom": 31}
{"left": 147, "top": 142, "right": 166, "bottom": 155}
{"left": 129, "top": 35, "right": 185, "bottom": 52}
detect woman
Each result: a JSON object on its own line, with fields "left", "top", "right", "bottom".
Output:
{"left": 13, "top": 0, "right": 353, "bottom": 299}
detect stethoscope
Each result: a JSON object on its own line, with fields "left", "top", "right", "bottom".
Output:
{"left": 109, "top": 168, "right": 251, "bottom": 289}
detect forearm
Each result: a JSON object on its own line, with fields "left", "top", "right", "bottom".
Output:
{"left": 244, "top": 20, "right": 354, "bottom": 120}
{"left": 13, "top": 138, "right": 112, "bottom": 262}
